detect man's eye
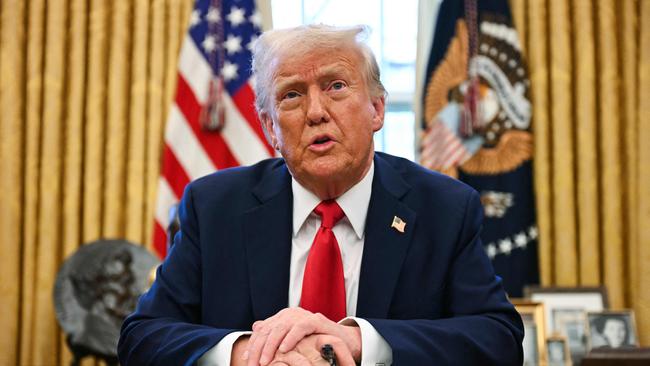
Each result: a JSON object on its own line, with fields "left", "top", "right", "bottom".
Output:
{"left": 329, "top": 81, "right": 346, "bottom": 90}
{"left": 283, "top": 91, "right": 300, "bottom": 99}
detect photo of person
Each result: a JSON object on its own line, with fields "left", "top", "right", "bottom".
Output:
{"left": 522, "top": 313, "right": 539, "bottom": 366}
{"left": 552, "top": 308, "right": 587, "bottom": 363}
{"left": 587, "top": 311, "right": 639, "bottom": 349}
{"left": 547, "top": 337, "right": 570, "bottom": 366}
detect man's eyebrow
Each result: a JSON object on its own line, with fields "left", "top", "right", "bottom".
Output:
{"left": 273, "top": 77, "right": 302, "bottom": 96}
{"left": 275, "top": 64, "right": 353, "bottom": 86}
{"left": 317, "top": 65, "right": 352, "bottom": 80}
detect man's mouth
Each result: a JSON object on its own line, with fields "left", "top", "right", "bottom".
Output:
{"left": 313, "top": 136, "right": 332, "bottom": 145}
{"left": 309, "top": 134, "right": 335, "bottom": 152}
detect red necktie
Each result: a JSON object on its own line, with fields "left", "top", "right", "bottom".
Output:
{"left": 300, "top": 200, "right": 347, "bottom": 321}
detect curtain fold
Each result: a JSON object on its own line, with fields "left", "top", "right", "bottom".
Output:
{"left": 511, "top": 0, "right": 650, "bottom": 345}
{"left": 145, "top": 0, "right": 170, "bottom": 255}
{"left": 549, "top": 0, "right": 579, "bottom": 286}
{"left": 572, "top": 0, "right": 600, "bottom": 286}
{"left": 83, "top": 0, "right": 110, "bottom": 244}
{"left": 19, "top": 0, "right": 45, "bottom": 363}
{"left": 126, "top": 0, "right": 151, "bottom": 244}
{"left": 0, "top": 1, "right": 25, "bottom": 365}
{"left": 520, "top": 0, "right": 553, "bottom": 287}
{"left": 103, "top": 0, "right": 132, "bottom": 239}
{"left": 598, "top": 0, "right": 626, "bottom": 309}
{"left": 637, "top": 0, "right": 650, "bottom": 346}
{"left": 33, "top": 0, "right": 68, "bottom": 363}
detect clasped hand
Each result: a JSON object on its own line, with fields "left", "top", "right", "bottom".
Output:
{"left": 235, "top": 307, "right": 361, "bottom": 366}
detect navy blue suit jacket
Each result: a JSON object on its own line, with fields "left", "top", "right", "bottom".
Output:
{"left": 118, "top": 152, "right": 524, "bottom": 365}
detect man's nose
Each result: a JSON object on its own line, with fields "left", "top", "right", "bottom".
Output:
{"left": 306, "top": 88, "right": 330, "bottom": 125}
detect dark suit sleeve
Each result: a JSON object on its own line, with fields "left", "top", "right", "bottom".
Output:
{"left": 118, "top": 184, "right": 234, "bottom": 366}
{"left": 366, "top": 190, "right": 524, "bottom": 365}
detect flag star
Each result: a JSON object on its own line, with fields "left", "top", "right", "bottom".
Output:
{"left": 227, "top": 7, "right": 246, "bottom": 26}
{"left": 206, "top": 6, "right": 220, "bottom": 23}
{"left": 486, "top": 243, "right": 497, "bottom": 259}
{"left": 221, "top": 61, "right": 238, "bottom": 81}
{"left": 247, "top": 35, "right": 258, "bottom": 51}
{"left": 499, "top": 239, "right": 513, "bottom": 255}
{"left": 249, "top": 10, "right": 262, "bottom": 28}
{"left": 515, "top": 232, "right": 528, "bottom": 248}
{"left": 190, "top": 9, "right": 201, "bottom": 27}
{"left": 528, "top": 226, "right": 538, "bottom": 240}
{"left": 223, "top": 34, "right": 242, "bottom": 55}
{"left": 202, "top": 35, "right": 217, "bottom": 53}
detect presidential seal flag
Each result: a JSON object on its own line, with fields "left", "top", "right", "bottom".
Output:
{"left": 153, "top": 0, "right": 274, "bottom": 258}
{"left": 420, "top": 0, "right": 538, "bottom": 296}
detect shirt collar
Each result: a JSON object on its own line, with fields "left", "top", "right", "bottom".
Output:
{"left": 292, "top": 161, "right": 374, "bottom": 239}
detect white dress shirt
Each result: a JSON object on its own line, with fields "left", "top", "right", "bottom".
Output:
{"left": 199, "top": 162, "right": 392, "bottom": 365}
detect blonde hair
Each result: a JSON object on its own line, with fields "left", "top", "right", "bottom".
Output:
{"left": 251, "top": 24, "right": 386, "bottom": 114}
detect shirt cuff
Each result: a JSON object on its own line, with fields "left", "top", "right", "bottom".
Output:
{"left": 340, "top": 317, "right": 393, "bottom": 366}
{"left": 198, "top": 331, "right": 252, "bottom": 366}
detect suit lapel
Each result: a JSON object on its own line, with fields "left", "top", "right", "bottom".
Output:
{"left": 243, "top": 162, "right": 293, "bottom": 321}
{"left": 356, "top": 154, "right": 416, "bottom": 318}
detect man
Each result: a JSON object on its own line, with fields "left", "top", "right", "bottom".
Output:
{"left": 118, "top": 24, "right": 523, "bottom": 365}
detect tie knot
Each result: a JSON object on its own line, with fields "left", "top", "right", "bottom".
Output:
{"left": 314, "top": 200, "right": 345, "bottom": 229}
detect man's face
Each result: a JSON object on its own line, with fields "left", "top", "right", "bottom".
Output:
{"left": 261, "top": 46, "right": 385, "bottom": 196}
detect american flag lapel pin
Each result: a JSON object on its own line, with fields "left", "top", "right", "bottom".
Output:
{"left": 391, "top": 216, "right": 406, "bottom": 233}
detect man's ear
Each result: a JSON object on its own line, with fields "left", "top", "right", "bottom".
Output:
{"left": 371, "top": 96, "right": 385, "bottom": 132}
{"left": 260, "top": 111, "right": 279, "bottom": 150}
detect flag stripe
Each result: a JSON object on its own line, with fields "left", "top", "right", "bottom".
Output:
{"left": 161, "top": 146, "right": 191, "bottom": 199}
{"left": 165, "top": 105, "right": 218, "bottom": 180}
{"left": 174, "top": 76, "right": 240, "bottom": 170}
{"left": 231, "top": 84, "right": 275, "bottom": 156}
{"left": 155, "top": 177, "right": 178, "bottom": 227}
{"left": 153, "top": 222, "right": 168, "bottom": 258}
{"left": 221, "top": 92, "right": 273, "bottom": 165}
{"left": 178, "top": 35, "right": 212, "bottom": 104}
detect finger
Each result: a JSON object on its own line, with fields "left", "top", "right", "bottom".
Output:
{"left": 247, "top": 319, "right": 273, "bottom": 362}
{"left": 259, "top": 323, "right": 289, "bottom": 366}
{"left": 263, "top": 310, "right": 328, "bottom": 359}
{"left": 278, "top": 320, "right": 317, "bottom": 353}
{"left": 248, "top": 309, "right": 303, "bottom": 364}
{"left": 247, "top": 326, "right": 271, "bottom": 366}
{"left": 244, "top": 327, "right": 261, "bottom": 361}
{"left": 252, "top": 320, "right": 265, "bottom": 332}
{"left": 278, "top": 312, "right": 336, "bottom": 353}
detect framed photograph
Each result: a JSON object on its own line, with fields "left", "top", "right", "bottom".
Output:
{"left": 524, "top": 286, "right": 608, "bottom": 333}
{"left": 587, "top": 310, "right": 640, "bottom": 350}
{"left": 551, "top": 308, "right": 588, "bottom": 364}
{"left": 547, "top": 336, "right": 572, "bottom": 366}
{"left": 512, "top": 300, "right": 547, "bottom": 366}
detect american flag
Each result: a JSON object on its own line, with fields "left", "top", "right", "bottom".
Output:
{"left": 153, "top": 0, "right": 274, "bottom": 258}
{"left": 420, "top": 119, "right": 472, "bottom": 171}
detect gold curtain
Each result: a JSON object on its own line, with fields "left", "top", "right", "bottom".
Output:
{"left": 511, "top": 0, "right": 650, "bottom": 345}
{"left": 0, "top": 0, "right": 193, "bottom": 364}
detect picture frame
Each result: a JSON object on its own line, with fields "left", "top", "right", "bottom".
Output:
{"left": 546, "top": 336, "right": 572, "bottom": 366}
{"left": 524, "top": 286, "right": 607, "bottom": 364}
{"left": 524, "top": 286, "right": 608, "bottom": 333}
{"left": 551, "top": 307, "right": 588, "bottom": 364}
{"left": 512, "top": 299, "right": 547, "bottom": 366}
{"left": 586, "top": 310, "right": 640, "bottom": 350}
